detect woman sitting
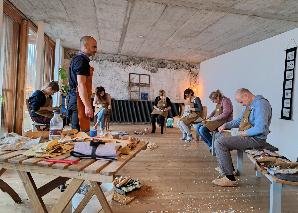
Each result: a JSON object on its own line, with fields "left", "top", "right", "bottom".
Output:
{"left": 93, "top": 86, "right": 111, "bottom": 131}
{"left": 28, "top": 81, "right": 59, "bottom": 125}
{"left": 151, "top": 90, "right": 172, "bottom": 134}
{"left": 177, "top": 88, "right": 203, "bottom": 142}
{"left": 194, "top": 89, "right": 233, "bottom": 150}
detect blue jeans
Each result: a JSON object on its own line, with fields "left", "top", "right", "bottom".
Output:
{"left": 194, "top": 123, "right": 212, "bottom": 148}
{"left": 96, "top": 108, "right": 107, "bottom": 130}
{"left": 66, "top": 90, "right": 80, "bottom": 131}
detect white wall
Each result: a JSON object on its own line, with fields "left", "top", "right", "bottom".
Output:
{"left": 90, "top": 60, "right": 192, "bottom": 102}
{"left": 200, "top": 28, "right": 298, "bottom": 161}
{"left": 63, "top": 57, "right": 195, "bottom": 102}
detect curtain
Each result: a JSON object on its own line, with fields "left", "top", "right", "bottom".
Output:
{"left": 0, "top": 15, "right": 19, "bottom": 135}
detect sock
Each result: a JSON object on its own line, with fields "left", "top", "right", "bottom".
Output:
{"left": 226, "top": 175, "right": 236, "bottom": 181}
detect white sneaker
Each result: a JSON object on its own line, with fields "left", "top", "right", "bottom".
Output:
{"left": 185, "top": 134, "right": 193, "bottom": 143}
{"left": 212, "top": 176, "right": 238, "bottom": 187}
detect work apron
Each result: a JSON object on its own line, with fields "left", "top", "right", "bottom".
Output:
{"left": 204, "top": 103, "right": 226, "bottom": 131}
{"left": 35, "top": 96, "right": 53, "bottom": 118}
{"left": 77, "top": 74, "right": 93, "bottom": 132}
{"left": 239, "top": 106, "right": 253, "bottom": 131}
{"left": 151, "top": 97, "right": 168, "bottom": 118}
{"left": 180, "top": 97, "right": 201, "bottom": 125}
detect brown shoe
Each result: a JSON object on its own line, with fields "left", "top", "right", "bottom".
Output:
{"left": 212, "top": 176, "right": 238, "bottom": 187}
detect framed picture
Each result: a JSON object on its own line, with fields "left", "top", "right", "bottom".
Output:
{"left": 281, "top": 47, "right": 296, "bottom": 120}
{"left": 282, "top": 108, "right": 290, "bottom": 118}
{"left": 284, "top": 90, "right": 292, "bottom": 98}
{"left": 285, "top": 80, "right": 293, "bottom": 89}
{"left": 286, "top": 61, "right": 295, "bottom": 70}
{"left": 286, "top": 70, "right": 294, "bottom": 79}
{"left": 284, "top": 99, "right": 291, "bottom": 107}
{"left": 287, "top": 51, "right": 295, "bottom": 60}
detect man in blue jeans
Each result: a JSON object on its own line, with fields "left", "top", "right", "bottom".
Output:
{"left": 67, "top": 36, "right": 97, "bottom": 131}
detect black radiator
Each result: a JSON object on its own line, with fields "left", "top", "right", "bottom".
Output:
{"left": 109, "top": 99, "right": 181, "bottom": 123}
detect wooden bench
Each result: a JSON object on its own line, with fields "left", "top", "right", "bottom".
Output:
{"left": 246, "top": 152, "right": 298, "bottom": 213}
{"left": 202, "top": 129, "right": 298, "bottom": 213}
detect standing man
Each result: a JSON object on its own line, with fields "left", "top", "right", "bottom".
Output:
{"left": 212, "top": 88, "right": 272, "bottom": 187}
{"left": 67, "top": 36, "right": 97, "bottom": 131}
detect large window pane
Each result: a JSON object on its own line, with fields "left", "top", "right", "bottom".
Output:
{"left": 23, "top": 28, "right": 38, "bottom": 131}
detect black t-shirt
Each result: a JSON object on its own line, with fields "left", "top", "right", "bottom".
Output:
{"left": 69, "top": 53, "right": 90, "bottom": 90}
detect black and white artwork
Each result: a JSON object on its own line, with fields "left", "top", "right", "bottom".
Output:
{"left": 284, "top": 99, "right": 291, "bottom": 107}
{"left": 285, "top": 90, "right": 292, "bottom": 98}
{"left": 281, "top": 47, "right": 296, "bottom": 120}
{"left": 287, "top": 51, "right": 295, "bottom": 60}
{"left": 286, "top": 70, "right": 294, "bottom": 79}
{"left": 287, "top": 61, "right": 295, "bottom": 69}
{"left": 285, "top": 80, "right": 293, "bottom": 89}
{"left": 282, "top": 108, "right": 290, "bottom": 118}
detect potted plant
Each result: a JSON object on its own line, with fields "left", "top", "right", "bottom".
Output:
{"left": 58, "top": 67, "right": 69, "bottom": 114}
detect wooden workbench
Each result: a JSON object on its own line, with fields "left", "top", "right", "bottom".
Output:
{"left": 0, "top": 141, "right": 147, "bottom": 213}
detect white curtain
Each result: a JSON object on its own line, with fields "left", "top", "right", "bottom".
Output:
{"left": 25, "top": 28, "right": 38, "bottom": 99}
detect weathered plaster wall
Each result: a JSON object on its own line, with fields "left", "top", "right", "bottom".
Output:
{"left": 63, "top": 48, "right": 199, "bottom": 102}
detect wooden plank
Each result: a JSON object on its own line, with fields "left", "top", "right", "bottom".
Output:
{"left": 67, "top": 159, "right": 96, "bottom": 172}
{"left": 73, "top": 187, "right": 95, "bottom": 213}
{"left": 8, "top": 155, "right": 30, "bottom": 164}
{"left": 91, "top": 182, "right": 112, "bottom": 213}
{"left": 100, "top": 141, "right": 147, "bottom": 176}
{"left": 22, "top": 157, "right": 44, "bottom": 165}
{"left": 37, "top": 177, "right": 69, "bottom": 197}
{"left": 49, "top": 179, "right": 84, "bottom": 213}
{"left": 0, "top": 168, "right": 6, "bottom": 176}
{"left": 37, "top": 153, "right": 71, "bottom": 167}
{"left": 51, "top": 156, "right": 79, "bottom": 170}
{"left": 0, "top": 150, "right": 11, "bottom": 156}
{"left": 0, "top": 179, "right": 22, "bottom": 203}
{"left": 84, "top": 160, "right": 111, "bottom": 174}
{"left": 17, "top": 171, "right": 47, "bottom": 213}
{"left": 0, "top": 150, "right": 24, "bottom": 162}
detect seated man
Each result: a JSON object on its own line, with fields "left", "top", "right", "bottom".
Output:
{"left": 28, "top": 81, "right": 59, "bottom": 125}
{"left": 194, "top": 89, "right": 233, "bottom": 151}
{"left": 212, "top": 88, "right": 272, "bottom": 187}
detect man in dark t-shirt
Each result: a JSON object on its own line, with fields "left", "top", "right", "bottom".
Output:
{"left": 67, "top": 36, "right": 97, "bottom": 131}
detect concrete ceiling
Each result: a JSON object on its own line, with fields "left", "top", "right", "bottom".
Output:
{"left": 9, "top": 0, "right": 298, "bottom": 63}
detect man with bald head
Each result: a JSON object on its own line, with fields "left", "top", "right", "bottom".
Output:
{"left": 67, "top": 36, "right": 97, "bottom": 131}
{"left": 212, "top": 88, "right": 272, "bottom": 187}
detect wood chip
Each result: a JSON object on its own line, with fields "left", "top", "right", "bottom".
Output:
{"left": 112, "top": 192, "right": 135, "bottom": 205}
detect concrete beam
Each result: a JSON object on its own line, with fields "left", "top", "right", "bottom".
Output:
{"left": 117, "top": 0, "right": 135, "bottom": 53}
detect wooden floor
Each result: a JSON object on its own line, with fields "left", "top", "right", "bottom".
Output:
{"left": 1, "top": 124, "right": 298, "bottom": 213}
